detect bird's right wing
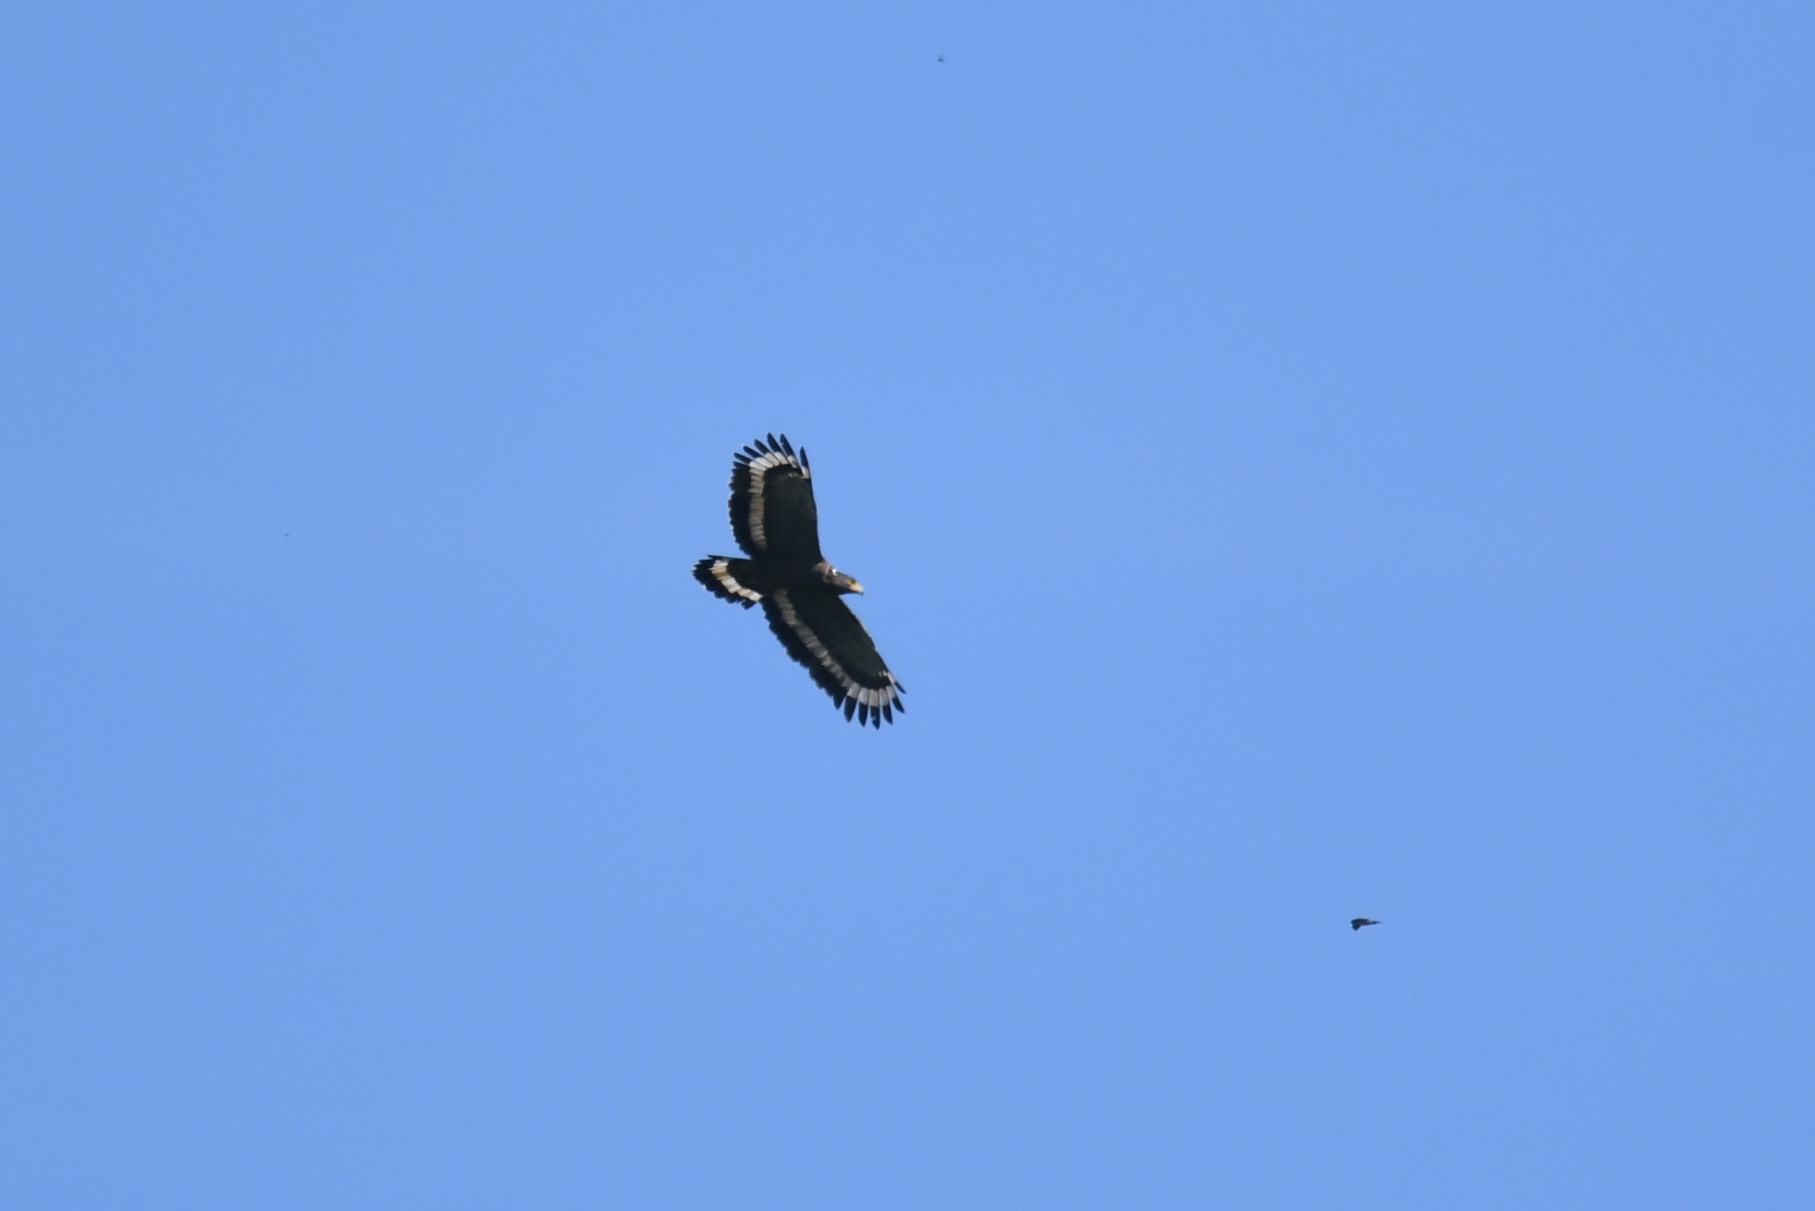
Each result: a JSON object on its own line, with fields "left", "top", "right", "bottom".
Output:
{"left": 762, "top": 585, "right": 904, "bottom": 726}
{"left": 728, "top": 434, "right": 821, "bottom": 562}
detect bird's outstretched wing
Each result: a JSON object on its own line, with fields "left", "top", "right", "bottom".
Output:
{"left": 729, "top": 434, "right": 820, "bottom": 563}
{"left": 762, "top": 584, "right": 904, "bottom": 727}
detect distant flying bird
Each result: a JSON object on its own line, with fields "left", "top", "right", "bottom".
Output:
{"left": 1351, "top": 918, "right": 1380, "bottom": 931}
{"left": 937, "top": 54, "right": 945, "bottom": 61}
{"left": 693, "top": 434, "right": 904, "bottom": 727}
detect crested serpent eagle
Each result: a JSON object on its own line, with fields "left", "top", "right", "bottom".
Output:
{"left": 692, "top": 434, "right": 904, "bottom": 726}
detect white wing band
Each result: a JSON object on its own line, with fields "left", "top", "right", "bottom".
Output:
{"left": 709, "top": 559, "right": 763, "bottom": 604}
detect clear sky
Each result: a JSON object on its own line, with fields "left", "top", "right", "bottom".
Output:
{"left": 3, "top": 3, "right": 1811, "bottom": 1207}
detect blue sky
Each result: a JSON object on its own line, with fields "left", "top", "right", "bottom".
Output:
{"left": 3, "top": 3, "right": 1811, "bottom": 1207}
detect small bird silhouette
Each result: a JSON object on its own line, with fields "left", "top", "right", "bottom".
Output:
{"left": 937, "top": 54, "right": 945, "bottom": 62}
{"left": 1350, "top": 918, "right": 1380, "bottom": 931}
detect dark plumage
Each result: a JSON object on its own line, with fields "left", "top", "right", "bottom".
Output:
{"left": 693, "top": 434, "right": 904, "bottom": 727}
{"left": 1351, "top": 918, "right": 1380, "bottom": 931}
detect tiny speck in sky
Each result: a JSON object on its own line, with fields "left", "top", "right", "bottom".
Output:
{"left": 1351, "top": 918, "right": 1380, "bottom": 931}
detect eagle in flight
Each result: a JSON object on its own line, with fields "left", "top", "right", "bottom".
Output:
{"left": 693, "top": 435, "right": 904, "bottom": 726}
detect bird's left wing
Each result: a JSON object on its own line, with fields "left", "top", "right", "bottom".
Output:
{"left": 762, "top": 585, "right": 904, "bottom": 726}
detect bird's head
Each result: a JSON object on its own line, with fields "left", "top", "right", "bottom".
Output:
{"left": 817, "top": 562, "right": 863, "bottom": 594}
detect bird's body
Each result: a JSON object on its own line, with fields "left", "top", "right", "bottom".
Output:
{"left": 693, "top": 434, "right": 904, "bottom": 727}
{"left": 1351, "top": 918, "right": 1380, "bottom": 931}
